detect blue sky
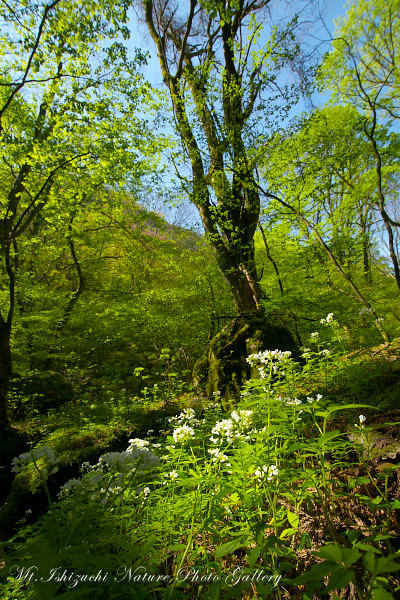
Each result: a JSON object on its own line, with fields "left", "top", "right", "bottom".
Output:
{"left": 126, "top": 1, "right": 351, "bottom": 227}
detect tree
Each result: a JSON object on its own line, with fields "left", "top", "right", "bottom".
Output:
{"left": 0, "top": 0, "right": 158, "bottom": 434}
{"left": 320, "top": 0, "right": 400, "bottom": 291}
{"left": 140, "top": 0, "right": 302, "bottom": 407}
{"left": 260, "top": 106, "right": 392, "bottom": 342}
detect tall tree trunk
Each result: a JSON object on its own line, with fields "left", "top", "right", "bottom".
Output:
{"left": 144, "top": 0, "right": 298, "bottom": 408}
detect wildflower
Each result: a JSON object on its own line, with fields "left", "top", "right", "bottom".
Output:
{"left": 320, "top": 313, "right": 334, "bottom": 324}
{"left": 58, "top": 478, "right": 83, "bottom": 498}
{"left": 210, "top": 419, "right": 235, "bottom": 444}
{"left": 359, "top": 415, "right": 366, "bottom": 424}
{"left": 11, "top": 445, "right": 60, "bottom": 475}
{"left": 168, "top": 408, "right": 200, "bottom": 428}
{"left": 300, "top": 347, "right": 311, "bottom": 358}
{"left": 254, "top": 465, "right": 279, "bottom": 482}
{"left": 319, "top": 349, "right": 330, "bottom": 356}
{"left": 310, "top": 332, "right": 319, "bottom": 339}
{"left": 128, "top": 438, "right": 150, "bottom": 451}
{"left": 307, "top": 394, "right": 322, "bottom": 404}
{"left": 231, "top": 410, "right": 253, "bottom": 427}
{"left": 172, "top": 425, "right": 195, "bottom": 443}
{"left": 208, "top": 448, "right": 231, "bottom": 465}
{"left": 246, "top": 350, "right": 292, "bottom": 366}
{"left": 281, "top": 397, "right": 302, "bottom": 406}
{"left": 163, "top": 470, "right": 179, "bottom": 485}
{"left": 134, "top": 486, "right": 150, "bottom": 506}
{"left": 205, "top": 401, "right": 221, "bottom": 410}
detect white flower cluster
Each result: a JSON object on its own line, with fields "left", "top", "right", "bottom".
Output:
{"left": 320, "top": 313, "right": 334, "bottom": 324}
{"left": 300, "top": 347, "right": 312, "bottom": 359}
{"left": 247, "top": 350, "right": 292, "bottom": 365}
{"left": 59, "top": 443, "right": 160, "bottom": 505}
{"left": 134, "top": 486, "right": 150, "bottom": 507}
{"left": 210, "top": 410, "right": 254, "bottom": 445}
{"left": 204, "top": 401, "right": 221, "bottom": 411}
{"left": 98, "top": 448, "right": 158, "bottom": 475}
{"left": 246, "top": 350, "right": 292, "bottom": 379}
{"left": 163, "top": 469, "right": 179, "bottom": 485}
{"left": 208, "top": 447, "right": 231, "bottom": 465}
{"left": 306, "top": 394, "right": 323, "bottom": 404}
{"left": 168, "top": 408, "right": 200, "bottom": 428}
{"left": 173, "top": 424, "right": 196, "bottom": 443}
{"left": 254, "top": 464, "right": 279, "bottom": 482}
{"left": 11, "top": 445, "right": 61, "bottom": 492}
{"left": 310, "top": 332, "right": 319, "bottom": 339}
{"left": 127, "top": 438, "right": 150, "bottom": 451}
{"left": 128, "top": 438, "right": 162, "bottom": 453}
{"left": 277, "top": 396, "right": 302, "bottom": 407}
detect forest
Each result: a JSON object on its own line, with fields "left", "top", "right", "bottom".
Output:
{"left": 0, "top": 0, "right": 400, "bottom": 598}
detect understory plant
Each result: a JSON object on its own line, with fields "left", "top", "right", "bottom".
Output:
{"left": 1, "top": 314, "right": 400, "bottom": 599}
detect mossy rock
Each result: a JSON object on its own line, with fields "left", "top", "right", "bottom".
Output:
{"left": 10, "top": 371, "right": 74, "bottom": 415}
{"left": 193, "top": 314, "right": 298, "bottom": 410}
{"left": 0, "top": 428, "right": 28, "bottom": 504}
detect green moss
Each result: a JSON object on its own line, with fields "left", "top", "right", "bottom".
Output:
{"left": 193, "top": 315, "right": 298, "bottom": 410}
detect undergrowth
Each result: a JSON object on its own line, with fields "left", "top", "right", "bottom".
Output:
{"left": 1, "top": 314, "right": 400, "bottom": 599}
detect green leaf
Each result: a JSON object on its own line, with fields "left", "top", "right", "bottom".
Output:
{"left": 316, "top": 544, "right": 343, "bottom": 563}
{"left": 325, "top": 567, "right": 355, "bottom": 592}
{"left": 215, "top": 537, "right": 246, "bottom": 558}
{"left": 371, "top": 588, "right": 394, "bottom": 600}
{"left": 287, "top": 510, "right": 299, "bottom": 529}
{"left": 246, "top": 545, "right": 261, "bottom": 568}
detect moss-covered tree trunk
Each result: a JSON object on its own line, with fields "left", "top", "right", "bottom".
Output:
{"left": 193, "top": 313, "right": 296, "bottom": 410}
{"left": 144, "top": 0, "right": 299, "bottom": 407}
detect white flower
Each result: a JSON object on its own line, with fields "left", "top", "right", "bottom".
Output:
{"left": 310, "top": 332, "right": 319, "bottom": 338}
{"left": 283, "top": 397, "right": 302, "bottom": 406}
{"left": 247, "top": 350, "right": 292, "bottom": 366}
{"left": 173, "top": 424, "right": 195, "bottom": 443}
{"left": 208, "top": 448, "right": 231, "bottom": 465}
{"left": 210, "top": 410, "right": 253, "bottom": 446}
{"left": 320, "top": 313, "right": 334, "bottom": 324}
{"left": 254, "top": 464, "right": 279, "bottom": 482}
{"left": 168, "top": 408, "right": 200, "bottom": 428}
{"left": 300, "top": 347, "right": 311, "bottom": 358}
{"left": 11, "top": 445, "right": 60, "bottom": 478}
{"left": 163, "top": 469, "right": 179, "bottom": 485}
{"left": 306, "top": 394, "right": 323, "bottom": 405}
{"left": 319, "top": 349, "right": 330, "bottom": 356}
{"left": 210, "top": 419, "right": 235, "bottom": 444}
{"left": 128, "top": 438, "right": 150, "bottom": 451}
{"left": 231, "top": 410, "right": 253, "bottom": 427}
{"left": 58, "top": 478, "right": 83, "bottom": 498}
{"left": 359, "top": 415, "right": 366, "bottom": 423}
